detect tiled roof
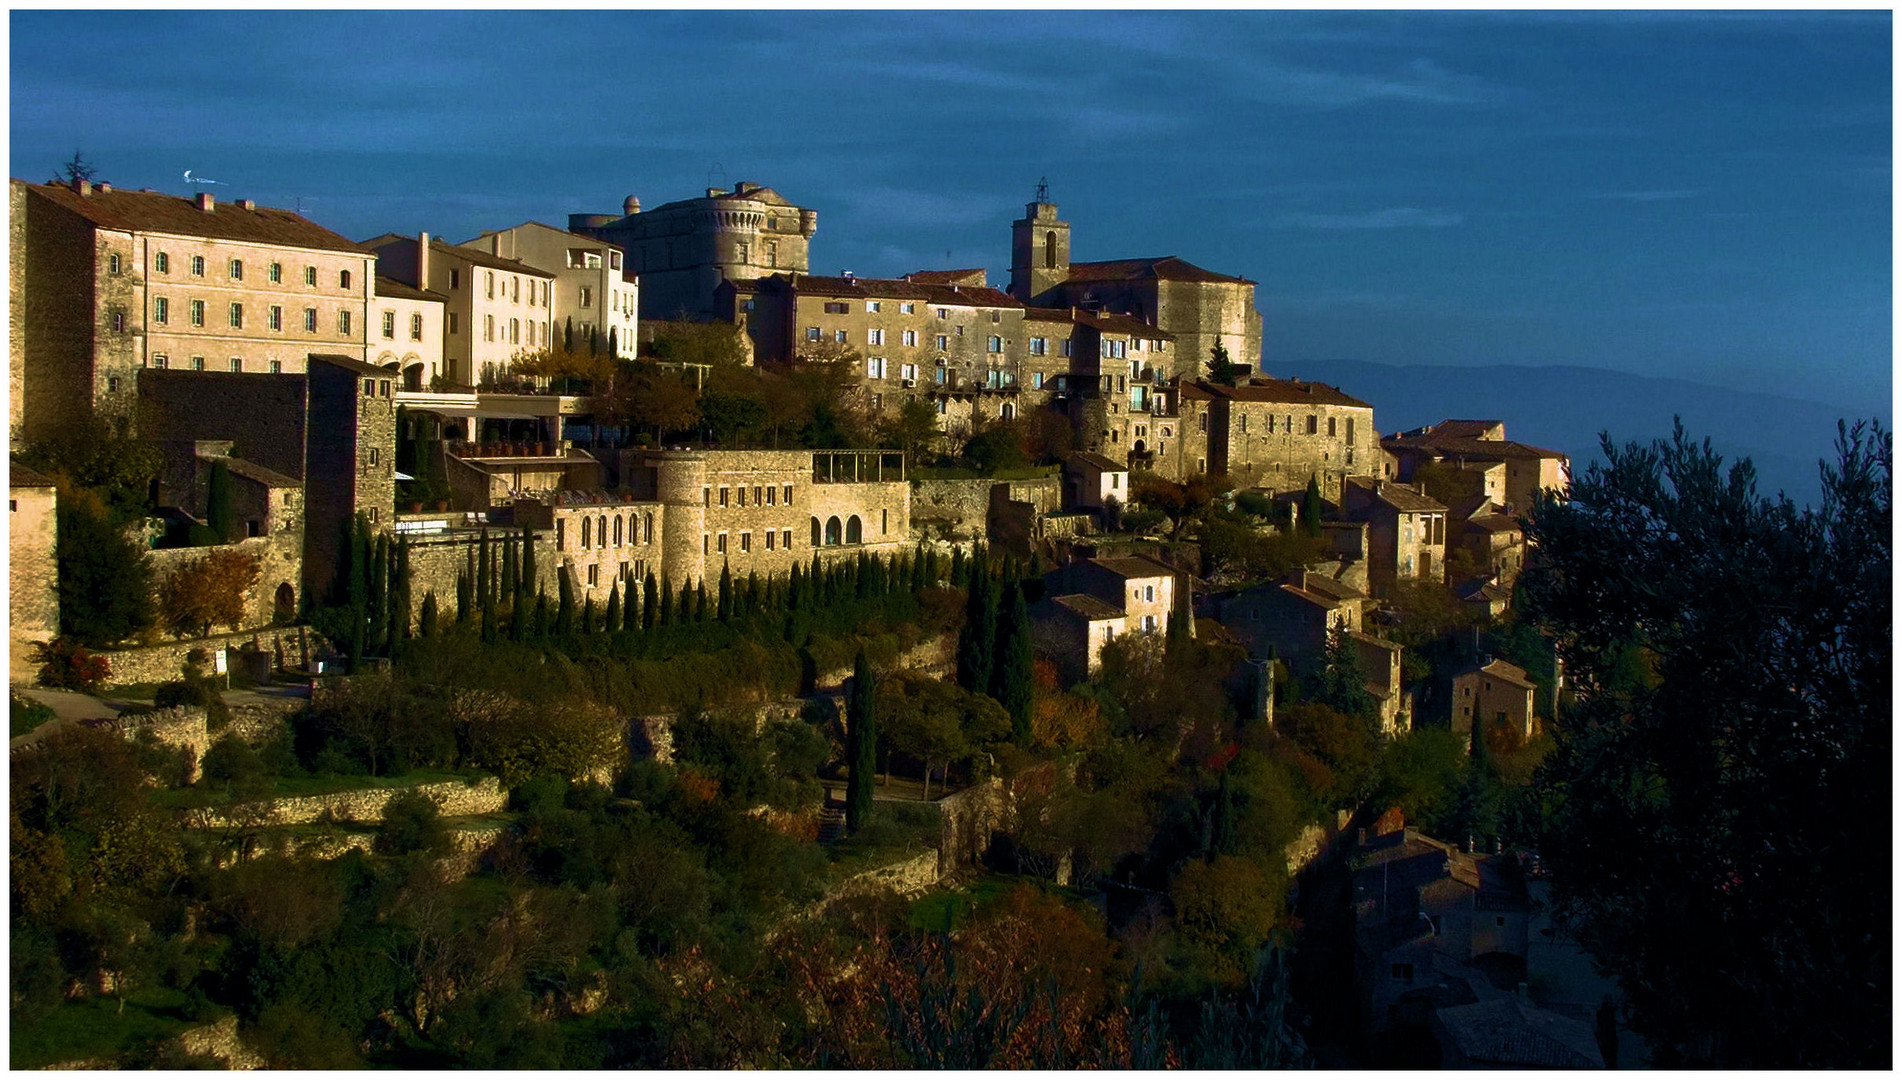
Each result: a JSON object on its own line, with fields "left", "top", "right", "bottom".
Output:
{"left": 1384, "top": 421, "right": 1566, "bottom": 462}
{"left": 1073, "top": 310, "right": 1173, "bottom": 339}
{"left": 1200, "top": 377, "right": 1372, "bottom": 409}
{"left": 1066, "top": 451, "right": 1127, "bottom": 473}
{"left": 1298, "top": 571, "right": 1368, "bottom": 604}
{"left": 1051, "top": 593, "right": 1125, "bottom": 621}
{"left": 205, "top": 455, "right": 300, "bottom": 489}
{"left": 1468, "top": 512, "right": 1522, "bottom": 535}
{"left": 786, "top": 273, "right": 1021, "bottom": 309}
{"left": 1455, "top": 577, "right": 1514, "bottom": 604}
{"left": 9, "top": 461, "right": 57, "bottom": 488}
{"left": 1461, "top": 658, "right": 1536, "bottom": 689}
{"left": 309, "top": 353, "right": 393, "bottom": 379}
{"left": 1063, "top": 255, "right": 1255, "bottom": 287}
{"left": 1347, "top": 477, "right": 1447, "bottom": 514}
{"left": 22, "top": 180, "right": 369, "bottom": 254}
{"left": 373, "top": 276, "right": 446, "bottom": 304}
{"left": 904, "top": 269, "right": 988, "bottom": 286}
{"left": 1021, "top": 306, "right": 1078, "bottom": 326}
{"left": 1277, "top": 583, "right": 1346, "bottom": 611}
{"left": 1436, "top": 999, "right": 1604, "bottom": 1068}
{"left": 1090, "top": 554, "right": 1176, "bottom": 581}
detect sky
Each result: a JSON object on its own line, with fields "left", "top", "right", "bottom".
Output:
{"left": 10, "top": 10, "right": 1891, "bottom": 412}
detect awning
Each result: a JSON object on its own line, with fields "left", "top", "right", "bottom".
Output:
{"left": 394, "top": 470, "right": 416, "bottom": 481}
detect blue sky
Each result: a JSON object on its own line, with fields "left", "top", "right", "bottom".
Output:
{"left": 10, "top": 10, "right": 1890, "bottom": 411}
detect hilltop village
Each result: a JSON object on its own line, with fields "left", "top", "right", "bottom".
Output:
{"left": 9, "top": 175, "right": 1609, "bottom": 1069}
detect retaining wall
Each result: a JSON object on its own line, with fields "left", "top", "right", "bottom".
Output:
{"left": 98, "top": 627, "right": 309, "bottom": 687}
{"left": 181, "top": 775, "right": 505, "bottom": 829}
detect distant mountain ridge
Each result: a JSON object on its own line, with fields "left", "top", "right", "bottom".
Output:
{"left": 1272, "top": 359, "right": 1884, "bottom": 508}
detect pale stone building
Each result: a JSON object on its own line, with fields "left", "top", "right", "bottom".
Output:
{"left": 9, "top": 462, "right": 59, "bottom": 679}
{"left": 1382, "top": 420, "right": 1570, "bottom": 517}
{"left": 1005, "top": 191, "right": 1262, "bottom": 377}
{"left": 458, "top": 221, "right": 638, "bottom": 359}
{"left": 369, "top": 277, "right": 446, "bottom": 390}
{"left": 10, "top": 178, "right": 374, "bottom": 443}
{"left": 570, "top": 182, "right": 816, "bottom": 322}
{"left": 1205, "top": 377, "right": 1379, "bottom": 500}
{"left": 1453, "top": 658, "right": 1538, "bottom": 740}
{"left": 1338, "top": 477, "right": 1449, "bottom": 597}
{"left": 364, "top": 233, "right": 556, "bottom": 389}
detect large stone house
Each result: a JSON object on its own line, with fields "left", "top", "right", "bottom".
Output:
{"left": 1203, "top": 377, "right": 1380, "bottom": 499}
{"left": 1337, "top": 477, "right": 1449, "bottom": 597}
{"left": 1452, "top": 658, "right": 1538, "bottom": 740}
{"left": 569, "top": 181, "right": 816, "bottom": 323}
{"left": 1382, "top": 420, "right": 1570, "bottom": 517}
{"left": 1032, "top": 552, "right": 1184, "bottom": 680}
{"left": 10, "top": 178, "right": 375, "bottom": 443}
{"left": 363, "top": 233, "right": 556, "bottom": 390}
{"left": 369, "top": 276, "right": 447, "bottom": 391}
{"left": 457, "top": 221, "right": 639, "bottom": 360}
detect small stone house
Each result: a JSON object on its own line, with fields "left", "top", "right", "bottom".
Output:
{"left": 1214, "top": 569, "right": 1368, "bottom": 665}
{"left": 1338, "top": 477, "right": 1448, "bottom": 597}
{"left": 1029, "top": 593, "right": 1127, "bottom": 682}
{"left": 1063, "top": 450, "right": 1128, "bottom": 512}
{"left": 1453, "top": 658, "right": 1538, "bottom": 740}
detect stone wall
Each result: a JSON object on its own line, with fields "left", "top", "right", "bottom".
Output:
{"left": 834, "top": 849, "right": 941, "bottom": 898}
{"left": 181, "top": 775, "right": 505, "bottom": 829}
{"left": 910, "top": 475, "right": 1060, "bottom": 545}
{"left": 9, "top": 480, "right": 58, "bottom": 681}
{"left": 98, "top": 627, "right": 305, "bottom": 687}
{"left": 147, "top": 532, "right": 303, "bottom": 636}
{"left": 174, "top": 1015, "right": 265, "bottom": 1070}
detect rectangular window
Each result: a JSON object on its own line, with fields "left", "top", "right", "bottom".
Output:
{"left": 902, "top": 329, "right": 917, "bottom": 347}
{"left": 783, "top": 484, "right": 793, "bottom": 504}
{"left": 1346, "top": 417, "right": 1355, "bottom": 445}
{"left": 580, "top": 285, "right": 593, "bottom": 308}
{"left": 305, "top": 266, "right": 317, "bottom": 286}
{"left": 866, "top": 356, "right": 887, "bottom": 379}
{"left": 765, "top": 531, "right": 776, "bottom": 550}
{"left": 866, "top": 300, "right": 881, "bottom": 313}
{"left": 936, "top": 307, "right": 949, "bottom": 319}
{"left": 155, "top": 252, "right": 169, "bottom": 274}
{"left": 835, "top": 329, "right": 847, "bottom": 343}
{"left": 1328, "top": 416, "right": 1337, "bottom": 438}
{"left": 484, "top": 314, "right": 494, "bottom": 342}
{"left": 229, "top": 258, "right": 243, "bottom": 280}
{"left": 783, "top": 528, "right": 792, "bottom": 549}
{"left": 448, "top": 313, "right": 458, "bottom": 334}
{"left": 1061, "top": 339, "right": 1073, "bottom": 357}
{"left": 268, "top": 262, "right": 281, "bottom": 283}
{"left": 229, "top": 302, "right": 243, "bottom": 328}
{"left": 108, "top": 253, "right": 121, "bottom": 275}
{"left": 823, "top": 301, "right": 848, "bottom": 314}
{"left": 191, "top": 255, "right": 205, "bottom": 276}
{"left": 806, "top": 326, "right": 821, "bottom": 341}
{"left": 753, "top": 486, "right": 763, "bottom": 505}
{"left": 111, "top": 311, "right": 125, "bottom": 332}
{"left": 411, "top": 313, "right": 423, "bottom": 340}
{"left": 717, "top": 532, "right": 728, "bottom": 554}
{"left": 382, "top": 311, "right": 395, "bottom": 338}
{"left": 900, "top": 302, "right": 915, "bottom": 314}
{"left": 190, "top": 356, "right": 206, "bottom": 371}
{"left": 269, "top": 360, "right": 282, "bottom": 374}
{"left": 766, "top": 486, "right": 777, "bottom": 506}
{"left": 704, "top": 487, "right": 710, "bottom": 507}
{"left": 900, "top": 363, "right": 917, "bottom": 381}
{"left": 1029, "top": 337, "right": 1047, "bottom": 355}
{"left": 1307, "top": 415, "right": 1318, "bottom": 435}
{"left": 737, "top": 486, "right": 747, "bottom": 507}
{"left": 269, "top": 306, "right": 282, "bottom": 331}
{"left": 187, "top": 299, "right": 205, "bottom": 326}
{"left": 485, "top": 271, "right": 494, "bottom": 299}
{"left": 304, "top": 308, "right": 317, "bottom": 332}
{"left": 340, "top": 269, "right": 352, "bottom": 290}
{"left": 228, "top": 358, "right": 241, "bottom": 373}
{"left": 153, "top": 354, "right": 168, "bottom": 369}
{"left": 740, "top": 532, "right": 751, "bottom": 553}
{"left": 338, "top": 310, "right": 352, "bottom": 335}
{"left": 154, "top": 297, "right": 169, "bottom": 324}
{"left": 588, "top": 564, "right": 599, "bottom": 586}
{"left": 936, "top": 334, "right": 949, "bottom": 350}
{"left": 868, "top": 328, "right": 884, "bottom": 346}
{"left": 934, "top": 368, "right": 946, "bottom": 385}
{"left": 719, "top": 487, "right": 729, "bottom": 507}
{"left": 1032, "top": 371, "right": 1044, "bottom": 389}
{"left": 882, "top": 508, "right": 889, "bottom": 534}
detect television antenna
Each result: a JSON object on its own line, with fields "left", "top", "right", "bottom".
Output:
{"left": 706, "top": 162, "right": 728, "bottom": 193}
{"left": 294, "top": 196, "right": 320, "bottom": 215}
{"left": 1035, "top": 176, "right": 1049, "bottom": 204}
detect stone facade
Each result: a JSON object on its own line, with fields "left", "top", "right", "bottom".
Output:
{"left": 1382, "top": 420, "right": 1570, "bottom": 517}
{"left": 1203, "top": 377, "right": 1380, "bottom": 500}
{"left": 9, "top": 464, "right": 59, "bottom": 679}
{"left": 95, "top": 628, "right": 303, "bottom": 687}
{"left": 305, "top": 354, "right": 399, "bottom": 600}
{"left": 10, "top": 179, "right": 373, "bottom": 444}
{"left": 460, "top": 220, "right": 638, "bottom": 359}
{"left": 364, "top": 233, "right": 556, "bottom": 389}
{"left": 1213, "top": 570, "right": 1369, "bottom": 665}
{"left": 571, "top": 182, "right": 815, "bottom": 323}
{"left": 1339, "top": 477, "right": 1449, "bottom": 598}
{"left": 909, "top": 474, "right": 1060, "bottom": 545}
{"left": 1453, "top": 658, "right": 1537, "bottom": 740}
{"left": 368, "top": 276, "right": 447, "bottom": 390}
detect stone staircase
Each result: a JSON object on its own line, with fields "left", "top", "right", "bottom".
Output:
{"left": 817, "top": 789, "right": 847, "bottom": 844}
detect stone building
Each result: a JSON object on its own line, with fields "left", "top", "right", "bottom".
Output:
{"left": 1338, "top": 477, "right": 1448, "bottom": 597}
{"left": 1049, "top": 554, "right": 1180, "bottom": 635}
{"left": 9, "top": 462, "right": 58, "bottom": 679}
{"left": 1452, "top": 658, "right": 1538, "bottom": 740}
{"left": 1204, "top": 377, "right": 1379, "bottom": 500}
{"left": 369, "top": 277, "right": 447, "bottom": 391}
{"left": 1004, "top": 191, "right": 1261, "bottom": 377}
{"left": 1061, "top": 451, "right": 1128, "bottom": 511}
{"left": 139, "top": 354, "right": 398, "bottom": 611}
{"left": 1214, "top": 569, "right": 1370, "bottom": 666}
{"left": 147, "top": 443, "right": 306, "bottom": 632}
{"left": 570, "top": 182, "right": 816, "bottom": 322}
{"left": 9, "top": 178, "right": 374, "bottom": 444}
{"left": 458, "top": 221, "right": 638, "bottom": 359}
{"left": 364, "top": 233, "right": 556, "bottom": 389}
{"left": 1382, "top": 420, "right": 1570, "bottom": 517}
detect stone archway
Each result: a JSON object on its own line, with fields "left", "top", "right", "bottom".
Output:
{"left": 825, "top": 516, "right": 843, "bottom": 546}
{"left": 846, "top": 515, "right": 862, "bottom": 544}
{"left": 273, "top": 582, "right": 296, "bottom": 624}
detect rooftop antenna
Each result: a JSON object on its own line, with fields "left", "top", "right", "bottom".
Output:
{"left": 706, "top": 162, "right": 728, "bottom": 193}
{"left": 294, "top": 196, "right": 319, "bottom": 215}
{"left": 1035, "top": 176, "right": 1050, "bottom": 204}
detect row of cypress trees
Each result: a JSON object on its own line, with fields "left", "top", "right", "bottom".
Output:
{"left": 953, "top": 545, "right": 1036, "bottom": 745}
{"left": 331, "top": 514, "right": 415, "bottom": 670}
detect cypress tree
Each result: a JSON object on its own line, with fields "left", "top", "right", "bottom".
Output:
{"left": 520, "top": 524, "right": 536, "bottom": 595}
{"left": 347, "top": 515, "right": 371, "bottom": 669}
{"left": 206, "top": 460, "right": 238, "bottom": 543}
{"left": 845, "top": 648, "right": 877, "bottom": 835}
{"left": 459, "top": 548, "right": 475, "bottom": 622}
{"left": 1302, "top": 475, "right": 1324, "bottom": 538}
{"left": 657, "top": 573, "right": 674, "bottom": 626}
{"left": 477, "top": 528, "right": 492, "bottom": 610}
{"left": 501, "top": 537, "right": 517, "bottom": 601}
{"left": 605, "top": 582, "right": 622, "bottom": 635}
{"left": 957, "top": 558, "right": 996, "bottom": 694}
{"left": 679, "top": 580, "right": 695, "bottom": 626}
{"left": 695, "top": 582, "right": 708, "bottom": 623}
{"left": 510, "top": 578, "right": 528, "bottom": 642}
{"left": 718, "top": 563, "right": 733, "bottom": 622}
{"left": 643, "top": 570, "right": 660, "bottom": 630}
{"left": 386, "top": 538, "right": 407, "bottom": 652}
{"left": 556, "top": 573, "right": 575, "bottom": 636}
{"left": 582, "top": 596, "right": 596, "bottom": 635}
{"left": 1165, "top": 578, "right": 1192, "bottom": 659}
{"left": 995, "top": 581, "right": 1034, "bottom": 744}
{"left": 369, "top": 534, "right": 389, "bottom": 656}
{"left": 950, "top": 545, "right": 966, "bottom": 589}
{"left": 480, "top": 577, "right": 497, "bottom": 644}
{"left": 532, "top": 591, "right": 550, "bottom": 639}
{"left": 419, "top": 590, "right": 439, "bottom": 638}
{"left": 564, "top": 316, "right": 574, "bottom": 352}
{"left": 745, "top": 570, "right": 761, "bottom": 618}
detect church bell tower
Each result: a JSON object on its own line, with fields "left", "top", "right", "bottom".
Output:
{"left": 1009, "top": 178, "right": 1070, "bottom": 304}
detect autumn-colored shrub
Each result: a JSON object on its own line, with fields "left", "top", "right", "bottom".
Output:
{"left": 32, "top": 637, "right": 111, "bottom": 692}
{"left": 158, "top": 548, "right": 261, "bottom": 638}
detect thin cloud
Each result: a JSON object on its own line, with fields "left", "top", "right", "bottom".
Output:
{"left": 1273, "top": 207, "right": 1464, "bottom": 230}
{"left": 1248, "top": 58, "right": 1507, "bottom": 109}
{"left": 1589, "top": 189, "right": 1706, "bottom": 202}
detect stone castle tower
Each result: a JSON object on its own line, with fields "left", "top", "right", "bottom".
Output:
{"left": 1008, "top": 181, "right": 1070, "bottom": 304}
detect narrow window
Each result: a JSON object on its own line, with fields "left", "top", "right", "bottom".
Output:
{"left": 268, "top": 261, "right": 281, "bottom": 283}
{"left": 153, "top": 297, "right": 168, "bottom": 324}
{"left": 338, "top": 310, "right": 352, "bottom": 335}
{"left": 304, "top": 308, "right": 317, "bottom": 332}
{"left": 228, "top": 357, "right": 241, "bottom": 372}
{"left": 191, "top": 255, "right": 206, "bottom": 276}
{"left": 110, "top": 311, "right": 125, "bottom": 332}
{"left": 229, "top": 302, "right": 243, "bottom": 328}
{"left": 305, "top": 266, "right": 317, "bottom": 286}
{"left": 108, "top": 253, "right": 121, "bottom": 275}
{"left": 229, "top": 258, "right": 243, "bottom": 280}
{"left": 383, "top": 311, "right": 396, "bottom": 338}
{"left": 154, "top": 252, "right": 169, "bottom": 274}
{"left": 269, "top": 306, "right": 282, "bottom": 331}
{"left": 410, "top": 313, "right": 423, "bottom": 340}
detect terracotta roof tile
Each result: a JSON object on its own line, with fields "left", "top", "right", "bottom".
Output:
{"left": 1199, "top": 377, "right": 1372, "bottom": 409}
{"left": 1063, "top": 255, "right": 1255, "bottom": 286}
{"left": 782, "top": 273, "right": 1021, "bottom": 309}
{"left": 22, "top": 180, "right": 368, "bottom": 254}
{"left": 1051, "top": 593, "right": 1125, "bottom": 621}
{"left": 9, "top": 461, "right": 57, "bottom": 488}
{"left": 373, "top": 276, "right": 447, "bottom": 304}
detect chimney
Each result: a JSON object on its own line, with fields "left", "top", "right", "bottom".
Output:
{"left": 71, "top": 178, "right": 91, "bottom": 197}
{"left": 195, "top": 191, "right": 214, "bottom": 213}
{"left": 237, "top": 198, "right": 254, "bottom": 211}
{"left": 417, "top": 232, "right": 430, "bottom": 290}
{"left": 97, "top": 182, "right": 111, "bottom": 194}
{"left": 623, "top": 194, "right": 640, "bottom": 216}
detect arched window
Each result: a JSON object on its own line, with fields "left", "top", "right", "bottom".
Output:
{"left": 1044, "top": 231, "right": 1057, "bottom": 269}
{"left": 1001, "top": 402, "right": 1015, "bottom": 421}
{"left": 845, "top": 516, "right": 862, "bottom": 544}
{"left": 812, "top": 517, "right": 823, "bottom": 547}
{"left": 273, "top": 583, "right": 296, "bottom": 624}
{"left": 825, "top": 516, "right": 843, "bottom": 546}
{"left": 598, "top": 516, "right": 607, "bottom": 549}
{"left": 645, "top": 512, "right": 654, "bottom": 544}
{"left": 613, "top": 516, "right": 622, "bottom": 545}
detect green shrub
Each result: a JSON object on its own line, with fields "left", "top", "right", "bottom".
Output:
{"left": 375, "top": 789, "right": 451, "bottom": 856}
